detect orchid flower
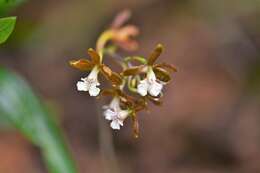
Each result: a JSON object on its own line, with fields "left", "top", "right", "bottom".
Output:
{"left": 137, "top": 67, "right": 163, "bottom": 97}
{"left": 76, "top": 66, "right": 101, "bottom": 96}
{"left": 96, "top": 10, "right": 139, "bottom": 52}
{"left": 70, "top": 48, "right": 122, "bottom": 96}
{"left": 123, "top": 44, "right": 177, "bottom": 97}
{"left": 103, "top": 97, "right": 130, "bottom": 130}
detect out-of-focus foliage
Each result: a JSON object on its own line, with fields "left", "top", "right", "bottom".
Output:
{"left": 0, "top": 68, "right": 77, "bottom": 173}
{"left": 0, "top": 0, "right": 26, "bottom": 15}
{"left": 0, "top": 16, "right": 16, "bottom": 44}
{"left": 0, "top": 0, "right": 23, "bottom": 44}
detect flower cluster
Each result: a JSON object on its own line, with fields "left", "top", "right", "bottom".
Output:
{"left": 69, "top": 10, "right": 177, "bottom": 138}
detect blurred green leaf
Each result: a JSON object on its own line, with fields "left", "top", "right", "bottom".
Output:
{"left": 0, "top": 0, "right": 26, "bottom": 15}
{"left": 0, "top": 16, "right": 16, "bottom": 44}
{"left": 0, "top": 68, "right": 77, "bottom": 173}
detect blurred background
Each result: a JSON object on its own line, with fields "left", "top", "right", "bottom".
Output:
{"left": 1, "top": 0, "right": 260, "bottom": 173}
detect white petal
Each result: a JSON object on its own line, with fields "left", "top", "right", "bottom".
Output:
{"left": 87, "top": 66, "right": 99, "bottom": 80}
{"left": 76, "top": 81, "right": 89, "bottom": 91}
{"left": 118, "top": 110, "right": 129, "bottom": 120}
{"left": 149, "top": 81, "right": 163, "bottom": 97}
{"left": 89, "top": 86, "right": 100, "bottom": 96}
{"left": 137, "top": 79, "right": 149, "bottom": 96}
{"left": 103, "top": 109, "right": 117, "bottom": 120}
{"left": 147, "top": 68, "right": 157, "bottom": 82}
{"left": 102, "top": 105, "right": 109, "bottom": 109}
{"left": 110, "top": 120, "right": 120, "bottom": 130}
{"left": 118, "top": 119, "right": 124, "bottom": 126}
{"left": 109, "top": 97, "right": 120, "bottom": 111}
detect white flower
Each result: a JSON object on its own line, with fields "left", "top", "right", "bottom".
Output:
{"left": 137, "top": 67, "right": 163, "bottom": 97}
{"left": 76, "top": 66, "right": 100, "bottom": 96}
{"left": 103, "top": 97, "right": 130, "bottom": 130}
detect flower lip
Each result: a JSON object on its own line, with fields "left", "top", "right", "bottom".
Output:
{"left": 137, "top": 67, "right": 163, "bottom": 97}
{"left": 103, "top": 97, "right": 130, "bottom": 130}
{"left": 76, "top": 66, "right": 101, "bottom": 96}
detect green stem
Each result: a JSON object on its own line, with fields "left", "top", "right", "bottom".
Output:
{"left": 124, "top": 56, "right": 147, "bottom": 64}
{"left": 96, "top": 30, "right": 114, "bottom": 52}
{"left": 127, "top": 76, "right": 137, "bottom": 93}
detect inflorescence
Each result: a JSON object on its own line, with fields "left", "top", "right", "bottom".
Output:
{"left": 69, "top": 10, "right": 177, "bottom": 138}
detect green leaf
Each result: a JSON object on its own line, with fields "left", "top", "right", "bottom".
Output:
{"left": 0, "top": 0, "right": 26, "bottom": 15}
{"left": 0, "top": 16, "right": 16, "bottom": 44}
{"left": 0, "top": 68, "right": 77, "bottom": 173}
